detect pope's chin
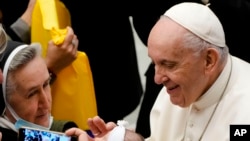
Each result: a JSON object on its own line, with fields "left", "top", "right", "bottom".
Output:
{"left": 167, "top": 87, "right": 184, "bottom": 106}
{"left": 170, "top": 96, "right": 185, "bottom": 107}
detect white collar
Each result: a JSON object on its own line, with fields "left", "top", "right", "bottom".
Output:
{"left": 193, "top": 55, "right": 232, "bottom": 110}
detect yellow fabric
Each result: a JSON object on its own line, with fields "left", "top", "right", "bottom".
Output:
{"left": 31, "top": 0, "right": 97, "bottom": 130}
{"left": 31, "top": 0, "right": 71, "bottom": 57}
{"left": 50, "top": 27, "right": 68, "bottom": 45}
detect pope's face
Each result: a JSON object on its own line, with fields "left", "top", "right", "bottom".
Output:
{"left": 148, "top": 18, "right": 209, "bottom": 107}
{"left": 7, "top": 55, "right": 52, "bottom": 127}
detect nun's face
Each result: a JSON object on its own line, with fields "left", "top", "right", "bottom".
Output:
{"left": 7, "top": 55, "right": 52, "bottom": 127}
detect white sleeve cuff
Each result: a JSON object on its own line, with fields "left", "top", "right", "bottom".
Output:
{"left": 108, "top": 120, "right": 129, "bottom": 141}
{"left": 108, "top": 126, "right": 125, "bottom": 141}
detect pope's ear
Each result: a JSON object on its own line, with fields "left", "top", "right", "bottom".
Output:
{"left": 205, "top": 48, "right": 220, "bottom": 71}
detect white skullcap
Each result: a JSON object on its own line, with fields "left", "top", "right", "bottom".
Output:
{"left": 164, "top": 2, "right": 226, "bottom": 47}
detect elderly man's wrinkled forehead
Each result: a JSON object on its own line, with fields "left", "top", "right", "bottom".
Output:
{"left": 147, "top": 16, "right": 190, "bottom": 65}
{"left": 148, "top": 16, "right": 187, "bottom": 48}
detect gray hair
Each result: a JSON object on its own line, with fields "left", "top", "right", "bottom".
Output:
{"left": 182, "top": 31, "right": 229, "bottom": 64}
{"left": 6, "top": 43, "right": 42, "bottom": 99}
{"left": 160, "top": 16, "right": 228, "bottom": 63}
